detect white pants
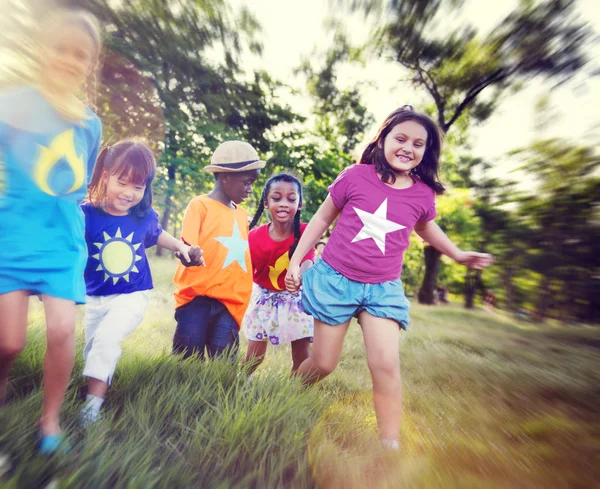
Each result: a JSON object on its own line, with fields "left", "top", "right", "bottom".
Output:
{"left": 83, "top": 291, "right": 150, "bottom": 384}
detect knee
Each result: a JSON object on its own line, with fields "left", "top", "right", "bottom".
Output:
{"left": 0, "top": 341, "right": 26, "bottom": 361}
{"left": 246, "top": 350, "right": 265, "bottom": 365}
{"left": 367, "top": 353, "right": 400, "bottom": 379}
{"left": 46, "top": 320, "right": 75, "bottom": 348}
{"left": 311, "top": 355, "right": 337, "bottom": 377}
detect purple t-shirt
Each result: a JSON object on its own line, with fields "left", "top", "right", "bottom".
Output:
{"left": 321, "top": 164, "right": 436, "bottom": 283}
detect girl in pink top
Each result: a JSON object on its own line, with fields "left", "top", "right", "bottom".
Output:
{"left": 285, "top": 105, "right": 493, "bottom": 450}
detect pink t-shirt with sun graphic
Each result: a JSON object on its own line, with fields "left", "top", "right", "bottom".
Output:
{"left": 321, "top": 164, "right": 437, "bottom": 283}
{"left": 82, "top": 203, "right": 162, "bottom": 295}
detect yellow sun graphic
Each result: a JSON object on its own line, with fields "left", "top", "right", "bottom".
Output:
{"left": 92, "top": 227, "right": 142, "bottom": 284}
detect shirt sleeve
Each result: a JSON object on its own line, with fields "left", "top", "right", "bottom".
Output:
{"left": 180, "top": 199, "right": 205, "bottom": 246}
{"left": 248, "top": 227, "right": 260, "bottom": 270}
{"left": 86, "top": 116, "right": 102, "bottom": 184}
{"left": 327, "top": 165, "right": 355, "bottom": 210}
{"left": 144, "top": 209, "right": 163, "bottom": 248}
{"left": 420, "top": 189, "right": 437, "bottom": 223}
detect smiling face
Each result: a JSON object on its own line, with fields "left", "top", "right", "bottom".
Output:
{"left": 42, "top": 23, "right": 96, "bottom": 94}
{"left": 103, "top": 172, "right": 146, "bottom": 216}
{"left": 265, "top": 180, "right": 301, "bottom": 225}
{"left": 382, "top": 120, "right": 428, "bottom": 174}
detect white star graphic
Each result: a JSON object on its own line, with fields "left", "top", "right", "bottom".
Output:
{"left": 351, "top": 198, "right": 406, "bottom": 254}
{"left": 215, "top": 220, "right": 249, "bottom": 271}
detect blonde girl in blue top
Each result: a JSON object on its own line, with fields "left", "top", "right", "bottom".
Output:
{"left": 0, "top": 9, "right": 102, "bottom": 453}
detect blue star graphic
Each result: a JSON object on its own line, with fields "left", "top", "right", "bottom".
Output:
{"left": 214, "top": 220, "right": 248, "bottom": 272}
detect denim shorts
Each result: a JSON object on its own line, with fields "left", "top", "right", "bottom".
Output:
{"left": 301, "top": 260, "right": 410, "bottom": 329}
{"left": 173, "top": 296, "right": 240, "bottom": 359}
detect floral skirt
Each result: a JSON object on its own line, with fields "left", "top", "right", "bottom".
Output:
{"left": 243, "top": 285, "right": 313, "bottom": 345}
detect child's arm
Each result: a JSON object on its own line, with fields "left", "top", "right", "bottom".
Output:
{"left": 285, "top": 196, "right": 341, "bottom": 293}
{"left": 413, "top": 220, "right": 493, "bottom": 269}
{"left": 156, "top": 230, "right": 205, "bottom": 267}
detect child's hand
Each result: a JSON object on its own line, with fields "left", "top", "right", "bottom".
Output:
{"left": 285, "top": 263, "right": 302, "bottom": 293}
{"left": 176, "top": 244, "right": 205, "bottom": 267}
{"left": 456, "top": 251, "right": 494, "bottom": 270}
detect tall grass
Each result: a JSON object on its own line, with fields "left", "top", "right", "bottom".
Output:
{"left": 1, "top": 256, "right": 599, "bottom": 488}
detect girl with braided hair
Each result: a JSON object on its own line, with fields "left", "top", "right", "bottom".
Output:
{"left": 242, "top": 173, "right": 314, "bottom": 374}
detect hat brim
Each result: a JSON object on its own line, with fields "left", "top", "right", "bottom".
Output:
{"left": 204, "top": 160, "right": 266, "bottom": 173}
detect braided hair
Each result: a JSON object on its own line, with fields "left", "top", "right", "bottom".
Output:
{"left": 249, "top": 173, "right": 303, "bottom": 258}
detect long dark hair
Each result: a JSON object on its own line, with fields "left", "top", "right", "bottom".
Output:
{"left": 249, "top": 173, "right": 303, "bottom": 258}
{"left": 87, "top": 140, "right": 156, "bottom": 219}
{"left": 360, "top": 106, "right": 445, "bottom": 195}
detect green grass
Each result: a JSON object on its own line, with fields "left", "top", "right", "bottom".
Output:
{"left": 1, "top": 256, "right": 599, "bottom": 488}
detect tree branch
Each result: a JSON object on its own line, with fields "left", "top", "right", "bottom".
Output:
{"left": 444, "top": 67, "right": 514, "bottom": 131}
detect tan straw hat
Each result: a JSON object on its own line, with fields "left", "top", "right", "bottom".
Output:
{"left": 203, "top": 140, "right": 266, "bottom": 173}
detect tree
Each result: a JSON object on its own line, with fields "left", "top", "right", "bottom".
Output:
{"left": 511, "top": 139, "right": 600, "bottom": 322}
{"left": 86, "top": 0, "right": 298, "bottom": 246}
{"left": 350, "top": 0, "right": 594, "bottom": 303}
{"left": 253, "top": 35, "right": 375, "bottom": 223}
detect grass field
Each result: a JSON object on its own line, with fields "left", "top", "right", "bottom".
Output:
{"left": 1, "top": 256, "right": 599, "bottom": 488}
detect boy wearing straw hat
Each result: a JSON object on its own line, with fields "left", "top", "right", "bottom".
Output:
{"left": 172, "top": 141, "right": 264, "bottom": 359}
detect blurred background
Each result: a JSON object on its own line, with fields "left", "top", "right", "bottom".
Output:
{"left": 2, "top": 0, "right": 598, "bottom": 323}
{"left": 1, "top": 1, "right": 599, "bottom": 488}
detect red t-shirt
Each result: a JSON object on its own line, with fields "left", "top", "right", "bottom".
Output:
{"left": 249, "top": 223, "right": 314, "bottom": 291}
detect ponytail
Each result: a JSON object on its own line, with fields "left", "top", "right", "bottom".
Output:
{"left": 86, "top": 146, "right": 110, "bottom": 205}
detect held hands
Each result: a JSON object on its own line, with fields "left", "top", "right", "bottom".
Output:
{"left": 285, "top": 263, "right": 302, "bottom": 294}
{"left": 175, "top": 244, "right": 205, "bottom": 267}
{"left": 455, "top": 251, "right": 494, "bottom": 270}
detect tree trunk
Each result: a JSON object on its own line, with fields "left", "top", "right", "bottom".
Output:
{"left": 156, "top": 163, "right": 175, "bottom": 257}
{"left": 502, "top": 266, "right": 515, "bottom": 312}
{"left": 464, "top": 269, "right": 476, "bottom": 309}
{"left": 534, "top": 276, "right": 552, "bottom": 323}
{"left": 418, "top": 246, "right": 441, "bottom": 304}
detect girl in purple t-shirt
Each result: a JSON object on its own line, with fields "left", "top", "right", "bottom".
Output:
{"left": 285, "top": 106, "right": 493, "bottom": 450}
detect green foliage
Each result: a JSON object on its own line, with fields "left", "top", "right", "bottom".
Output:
{"left": 86, "top": 0, "right": 299, "bottom": 232}
{"left": 357, "top": 0, "right": 593, "bottom": 132}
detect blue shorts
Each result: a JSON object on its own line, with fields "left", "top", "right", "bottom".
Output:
{"left": 301, "top": 260, "right": 410, "bottom": 329}
{"left": 172, "top": 296, "right": 239, "bottom": 360}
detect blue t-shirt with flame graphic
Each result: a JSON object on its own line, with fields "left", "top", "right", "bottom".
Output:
{"left": 0, "top": 86, "right": 102, "bottom": 303}
{"left": 82, "top": 203, "right": 163, "bottom": 296}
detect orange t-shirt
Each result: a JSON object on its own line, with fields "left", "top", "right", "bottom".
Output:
{"left": 174, "top": 195, "right": 252, "bottom": 328}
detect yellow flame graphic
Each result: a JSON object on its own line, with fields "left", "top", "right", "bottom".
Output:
{"left": 33, "top": 129, "right": 84, "bottom": 196}
{"left": 268, "top": 251, "right": 290, "bottom": 290}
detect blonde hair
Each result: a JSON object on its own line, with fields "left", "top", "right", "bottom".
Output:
{"left": 39, "top": 9, "right": 102, "bottom": 122}
{"left": 0, "top": 5, "right": 102, "bottom": 123}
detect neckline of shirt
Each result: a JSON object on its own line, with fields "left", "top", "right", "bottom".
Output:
{"left": 366, "top": 164, "right": 421, "bottom": 193}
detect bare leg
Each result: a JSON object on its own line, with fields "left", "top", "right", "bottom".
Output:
{"left": 0, "top": 291, "right": 29, "bottom": 403}
{"left": 358, "top": 311, "right": 402, "bottom": 443}
{"left": 40, "top": 295, "right": 76, "bottom": 436}
{"left": 87, "top": 377, "right": 108, "bottom": 399}
{"left": 290, "top": 337, "right": 311, "bottom": 372}
{"left": 242, "top": 340, "right": 268, "bottom": 376}
{"left": 295, "top": 319, "right": 350, "bottom": 385}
